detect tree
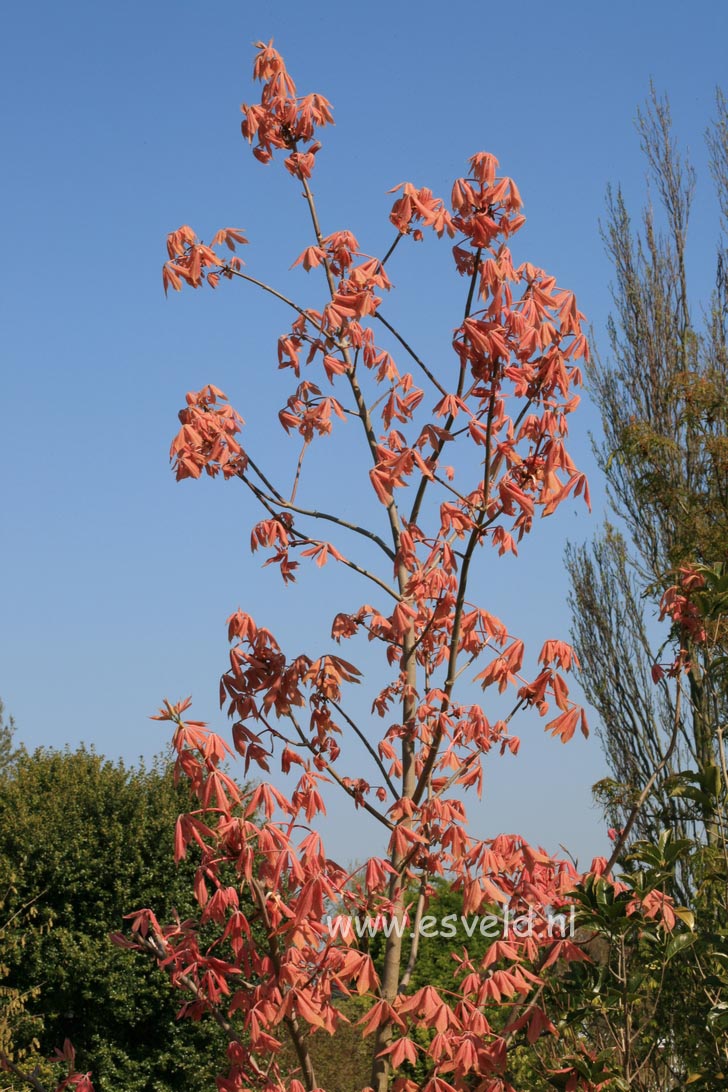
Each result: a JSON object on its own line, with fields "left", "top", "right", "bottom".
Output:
{"left": 566, "top": 86, "right": 728, "bottom": 863}
{"left": 564, "top": 87, "right": 728, "bottom": 1088}
{"left": 0, "top": 730, "right": 232, "bottom": 1091}
{"left": 118, "top": 39, "right": 640, "bottom": 1092}
{"left": 130, "top": 38, "right": 603, "bottom": 1092}
{"left": 547, "top": 574, "right": 728, "bottom": 1091}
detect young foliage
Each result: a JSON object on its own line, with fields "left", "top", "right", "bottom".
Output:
{"left": 118, "top": 38, "right": 602, "bottom": 1092}
{"left": 119, "top": 40, "right": 602, "bottom": 1092}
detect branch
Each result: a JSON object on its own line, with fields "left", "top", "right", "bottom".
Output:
{"left": 226, "top": 268, "right": 324, "bottom": 331}
{"left": 132, "top": 931, "right": 252, "bottom": 1045}
{"left": 0, "top": 1057, "right": 50, "bottom": 1092}
{"left": 290, "top": 438, "right": 309, "bottom": 503}
{"left": 296, "top": 168, "right": 405, "bottom": 562}
{"left": 374, "top": 312, "right": 448, "bottom": 397}
{"left": 330, "top": 698, "right": 398, "bottom": 798}
{"left": 244, "top": 453, "right": 395, "bottom": 560}
{"left": 380, "top": 232, "right": 405, "bottom": 267}
{"left": 407, "top": 247, "right": 482, "bottom": 528}
{"left": 286, "top": 712, "right": 395, "bottom": 831}
{"left": 248, "top": 877, "right": 319, "bottom": 1092}
{"left": 241, "top": 472, "right": 400, "bottom": 600}
{"left": 606, "top": 680, "right": 683, "bottom": 873}
{"left": 412, "top": 468, "right": 493, "bottom": 805}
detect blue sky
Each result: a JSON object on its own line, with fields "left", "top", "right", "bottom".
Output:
{"left": 2, "top": 0, "right": 727, "bottom": 868}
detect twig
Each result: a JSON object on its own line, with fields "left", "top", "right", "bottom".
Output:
{"left": 0, "top": 1056, "right": 50, "bottom": 1092}
{"left": 605, "top": 682, "right": 683, "bottom": 873}
{"left": 330, "top": 699, "right": 398, "bottom": 798}
{"left": 244, "top": 453, "right": 395, "bottom": 561}
{"left": 286, "top": 712, "right": 395, "bottom": 832}
{"left": 374, "top": 312, "right": 448, "bottom": 397}
{"left": 380, "top": 232, "right": 404, "bottom": 267}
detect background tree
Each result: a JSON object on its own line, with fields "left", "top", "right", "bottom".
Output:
{"left": 564, "top": 88, "right": 728, "bottom": 1089}
{"left": 540, "top": 572, "right": 728, "bottom": 1092}
{"left": 0, "top": 718, "right": 232, "bottom": 1092}
{"left": 565, "top": 86, "right": 728, "bottom": 864}
{"left": 0, "top": 700, "right": 17, "bottom": 777}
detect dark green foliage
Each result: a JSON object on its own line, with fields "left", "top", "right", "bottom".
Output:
{"left": 0, "top": 724, "right": 231, "bottom": 1091}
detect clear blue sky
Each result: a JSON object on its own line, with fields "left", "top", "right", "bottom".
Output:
{"left": 2, "top": 0, "right": 727, "bottom": 868}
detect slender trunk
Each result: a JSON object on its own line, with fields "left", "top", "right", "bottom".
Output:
{"left": 370, "top": 629, "right": 418, "bottom": 1092}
